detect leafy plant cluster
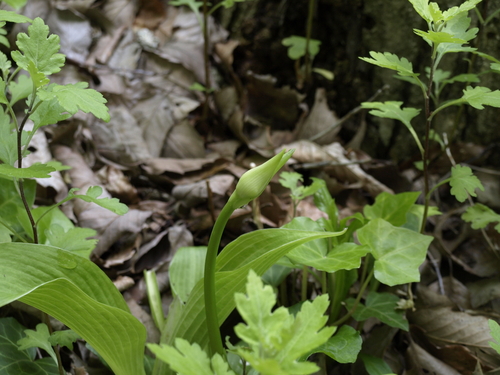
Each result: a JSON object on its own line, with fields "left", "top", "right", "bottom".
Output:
{"left": 2, "top": 0, "right": 500, "bottom": 375}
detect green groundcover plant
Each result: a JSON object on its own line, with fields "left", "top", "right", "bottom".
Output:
{"left": 1, "top": 1, "right": 498, "bottom": 375}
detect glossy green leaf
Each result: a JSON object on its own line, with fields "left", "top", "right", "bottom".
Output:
{"left": 462, "top": 203, "right": 500, "bottom": 232}
{"left": 17, "top": 323, "right": 58, "bottom": 366}
{"left": 169, "top": 246, "right": 207, "bottom": 303}
{"left": 148, "top": 339, "right": 235, "bottom": 375}
{"left": 261, "top": 263, "right": 292, "bottom": 287}
{"left": 461, "top": 86, "right": 500, "bottom": 110}
{"left": 234, "top": 270, "right": 334, "bottom": 375}
{"left": 159, "top": 227, "right": 346, "bottom": 359}
{"left": 37, "top": 82, "right": 110, "bottom": 122}
{"left": 449, "top": 164, "right": 484, "bottom": 202}
{"left": 68, "top": 186, "right": 128, "bottom": 215}
{"left": 359, "top": 52, "right": 416, "bottom": 77}
{"left": 488, "top": 320, "right": 500, "bottom": 355}
{"left": 345, "top": 291, "right": 408, "bottom": 331}
{"left": 357, "top": 218, "right": 432, "bottom": 286}
{"left": 0, "top": 317, "right": 58, "bottom": 375}
{"left": 312, "top": 325, "right": 362, "bottom": 364}
{"left": 11, "top": 18, "right": 65, "bottom": 75}
{"left": 284, "top": 217, "right": 367, "bottom": 272}
{"left": 364, "top": 191, "right": 420, "bottom": 226}
{"left": 282, "top": 36, "right": 321, "bottom": 60}
{"left": 0, "top": 243, "right": 146, "bottom": 375}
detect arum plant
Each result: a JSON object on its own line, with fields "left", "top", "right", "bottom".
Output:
{"left": 204, "top": 149, "right": 294, "bottom": 357}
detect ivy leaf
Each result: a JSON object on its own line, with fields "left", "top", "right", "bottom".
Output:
{"left": 68, "top": 186, "right": 128, "bottom": 215}
{"left": 364, "top": 191, "right": 420, "bottom": 227}
{"left": 0, "top": 317, "right": 59, "bottom": 374}
{"left": 357, "top": 218, "right": 432, "bottom": 286}
{"left": 461, "top": 86, "right": 500, "bottom": 110}
{"left": 45, "top": 225, "right": 97, "bottom": 258}
{"left": 359, "top": 52, "right": 417, "bottom": 77}
{"left": 37, "top": 82, "right": 109, "bottom": 122}
{"left": 449, "top": 164, "right": 484, "bottom": 202}
{"left": 311, "top": 325, "right": 362, "bottom": 364}
{"left": 345, "top": 291, "right": 409, "bottom": 331}
{"left": 462, "top": 204, "right": 500, "bottom": 232}
{"left": 234, "top": 270, "right": 335, "bottom": 375}
{"left": 488, "top": 320, "right": 500, "bottom": 355}
{"left": 282, "top": 36, "right": 321, "bottom": 60}
{"left": 11, "top": 17, "right": 65, "bottom": 75}
{"left": 17, "top": 323, "right": 58, "bottom": 366}
{"left": 48, "top": 330, "right": 81, "bottom": 351}
{"left": 147, "top": 339, "right": 235, "bottom": 375}
{"left": 9, "top": 74, "right": 33, "bottom": 106}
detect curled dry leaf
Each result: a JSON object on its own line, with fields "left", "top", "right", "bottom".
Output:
{"left": 405, "top": 340, "right": 461, "bottom": 375}
{"left": 282, "top": 140, "right": 393, "bottom": 196}
{"left": 172, "top": 175, "right": 235, "bottom": 209}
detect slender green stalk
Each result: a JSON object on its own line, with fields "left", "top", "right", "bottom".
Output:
{"left": 301, "top": 265, "right": 308, "bottom": 301}
{"left": 328, "top": 269, "right": 347, "bottom": 324}
{"left": 204, "top": 201, "right": 235, "bottom": 357}
{"left": 144, "top": 270, "right": 166, "bottom": 332}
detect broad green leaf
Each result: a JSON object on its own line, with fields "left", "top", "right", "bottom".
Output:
{"left": 11, "top": 18, "right": 65, "bottom": 75}
{"left": 449, "top": 164, "right": 484, "bottom": 202}
{"left": 0, "top": 317, "right": 59, "bottom": 375}
{"left": 311, "top": 325, "right": 362, "bottom": 364}
{"left": 0, "top": 162, "right": 55, "bottom": 179}
{"left": 489, "top": 320, "right": 500, "bottom": 355}
{"left": 262, "top": 263, "right": 292, "bottom": 287}
{"left": 284, "top": 217, "right": 367, "bottom": 272}
{"left": 443, "top": 73, "right": 480, "bottom": 84}
{"left": 45, "top": 225, "right": 97, "bottom": 258}
{"left": 68, "top": 186, "right": 128, "bottom": 215}
{"left": 48, "top": 329, "right": 81, "bottom": 350}
{"left": 462, "top": 203, "right": 500, "bottom": 232}
{"left": 345, "top": 291, "right": 408, "bottom": 331}
{"left": 313, "top": 179, "right": 338, "bottom": 224}
{"left": 0, "top": 243, "right": 146, "bottom": 375}
{"left": 159, "top": 227, "right": 345, "bottom": 367}
{"left": 363, "top": 191, "right": 420, "bottom": 226}
{"left": 9, "top": 74, "right": 33, "bottom": 105}
{"left": 461, "top": 85, "right": 500, "bottom": 110}
{"left": 0, "top": 10, "right": 32, "bottom": 23}
{"left": 357, "top": 218, "right": 432, "bottom": 286}
{"left": 0, "top": 125, "right": 19, "bottom": 166}
{"left": 360, "top": 354, "right": 396, "bottom": 375}
{"left": 37, "top": 82, "right": 110, "bottom": 122}
{"left": 234, "top": 270, "right": 334, "bottom": 375}
{"left": 30, "top": 97, "right": 72, "bottom": 130}
{"left": 403, "top": 204, "right": 441, "bottom": 232}
{"left": 17, "top": 323, "right": 58, "bottom": 366}
{"left": 491, "top": 63, "right": 500, "bottom": 72}
{"left": 0, "top": 222, "right": 11, "bottom": 242}
{"left": 169, "top": 246, "right": 207, "bottom": 303}
{"left": 148, "top": 338, "right": 235, "bottom": 375}
{"left": 282, "top": 36, "right": 321, "bottom": 60}
{"left": 359, "top": 52, "right": 416, "bottom": 77}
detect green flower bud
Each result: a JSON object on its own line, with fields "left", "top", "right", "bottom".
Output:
{"left": 229, "top": 149, "right": 294, "bottom": 208}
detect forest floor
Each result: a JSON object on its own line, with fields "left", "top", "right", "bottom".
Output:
{"left": 2, "top": 0, "right": 500, "bottom": 374}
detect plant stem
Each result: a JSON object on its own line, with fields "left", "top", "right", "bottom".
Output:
{"left": 420, "top": 54, "right": 437, "bottom": 234}
{"left": 328, "top": 269, "right": 347, "bottom": 324}
{"left": 304, "top": 0, "right": 315, "bottom": 82}
{"left": 204, "top": 201, "right": 235, "bottom": 358}
{"left": 301, "top": 265, "right": 308, "bottom": 301}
